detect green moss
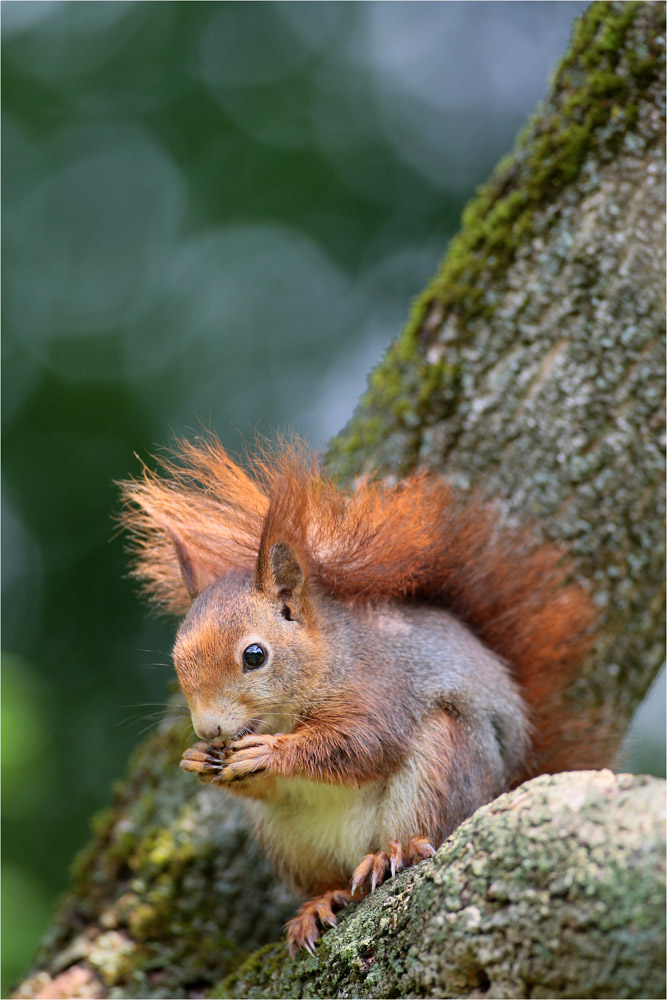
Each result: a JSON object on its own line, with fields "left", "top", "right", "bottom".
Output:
{"left": 327, "top": 1, "right": 664, "bottom": 478}
{"left": 134, "top": 828, "right": 195, "bottom": 875}
{"left": 216, "top": 942, "right": 288, "bottom": 999}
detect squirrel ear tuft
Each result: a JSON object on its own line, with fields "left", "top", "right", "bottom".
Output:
{"left": 172, "top": 532, "right": 218, "bottom": 601}
{"left": 258, "top": 541, "right": 307, "bottom": 613}
{"left": 270, "top": 542, "right": 304, "bottom": 596}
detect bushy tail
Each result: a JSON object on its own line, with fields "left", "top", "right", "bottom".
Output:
{"left": 119, "top": 434, "right": 614, "bottom": 777}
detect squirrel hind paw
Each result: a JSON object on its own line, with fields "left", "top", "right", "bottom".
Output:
{"left": 285, "top": 889, "right": 355, "bottom": 956}
{"left": 286, "top": 912, "right": 319, "bottom": 958}
{"left": 350, "top": 837, "right": 436, "bottom": 893}
{"left": 406, "top": 835, "right": 436, "bottom": 863}
{"left": 350, "top": 850, "right": 390, "bottom": 895}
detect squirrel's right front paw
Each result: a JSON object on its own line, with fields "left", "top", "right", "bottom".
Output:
{"left": 180, "top": 741, "right": 225, "bottom": 784}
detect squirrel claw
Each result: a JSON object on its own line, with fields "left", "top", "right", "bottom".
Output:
{"left": 351, "top": 851, "right": 388, "bottom": 894}
{"left": 351, "top": 836, "right": 436, "bottom": 893}
{"left": 371, "top": 851, "right": 389, "bottom": 891}
{"left": 350, "top": 857, "right": 372, "bottom": 896}
{"left": 406, "top": 835, "right": 436, "bottom": 863}
{"left": 388, "top": 839, "right": 405, "bottom": 878}
{"left": 180, "top": 742, "right": 225, "bottom": 778}
{"left": 285, "top": 889, "right": 355, "bottom": 956}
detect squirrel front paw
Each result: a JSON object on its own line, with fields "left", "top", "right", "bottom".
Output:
{"left": 180, "top": 733, "right": 289, "bottom": 785}
{"left": 222, "top": 732, "right": 287, "bottom": 781}
{"left": 180, "top": 741, "right": 226, "bottom": 783}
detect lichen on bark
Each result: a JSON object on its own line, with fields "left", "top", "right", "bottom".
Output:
{"left": 13, "top": 3, "right": 666, "bottom": 999}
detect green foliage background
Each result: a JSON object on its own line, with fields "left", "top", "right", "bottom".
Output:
{"left": 2, "top": 2, "right": 662, "bottom": 992}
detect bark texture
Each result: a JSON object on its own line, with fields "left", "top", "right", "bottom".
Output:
{"left": 14, "top": 3, "right": 665, "bottom": 999}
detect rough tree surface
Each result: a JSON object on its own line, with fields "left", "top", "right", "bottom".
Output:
{"left": 14, "top": 4, "right": 666, "bottom": 1000}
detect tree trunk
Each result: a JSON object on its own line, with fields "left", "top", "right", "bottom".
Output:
{"left": 14, "top": 3, "right": 665, "bottom": 999}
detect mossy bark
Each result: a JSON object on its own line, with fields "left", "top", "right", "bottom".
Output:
{"left": 13, "top": 3, "right": 665, "bottom": 999}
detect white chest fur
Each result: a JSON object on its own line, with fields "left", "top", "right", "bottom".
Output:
{"left": 243, "top": 753, "right": 426, "bottom": 882}
{"left": 245, "top": 776, "right": 384, "bottom": 876}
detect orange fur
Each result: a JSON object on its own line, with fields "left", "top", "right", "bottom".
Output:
{"left": 119, "top": 434, "right": 609, "bottom": 776}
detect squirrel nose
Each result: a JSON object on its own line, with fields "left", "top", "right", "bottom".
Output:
{"left": 193, "top": 717, "right": 222, "bottom": 741}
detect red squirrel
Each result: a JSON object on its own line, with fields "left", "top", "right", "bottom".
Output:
{"left": 120, "top": 436, "right": 610, "bottom": 954}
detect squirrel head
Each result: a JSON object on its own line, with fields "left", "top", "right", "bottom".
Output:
{"left": 172, "top": 534, "right": 324, "bottom": 743}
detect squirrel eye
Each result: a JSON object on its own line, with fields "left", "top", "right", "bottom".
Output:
{"left": 242, "top": 643, "right": 266, "bottom": 671}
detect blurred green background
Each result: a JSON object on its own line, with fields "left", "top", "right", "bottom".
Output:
{"left": 2, "top": 1, "right": 664, "bottom": 992}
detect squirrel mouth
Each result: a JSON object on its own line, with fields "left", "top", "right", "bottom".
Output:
{"left": 231, "top": 718, "right": 263, "bottom": 742}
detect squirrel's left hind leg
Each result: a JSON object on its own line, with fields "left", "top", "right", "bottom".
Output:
{"left": 350, "top": 836, "right": 436, "bottom": 894}
{"left": 286, "top": 888, "right": 362, "bottom": 956}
